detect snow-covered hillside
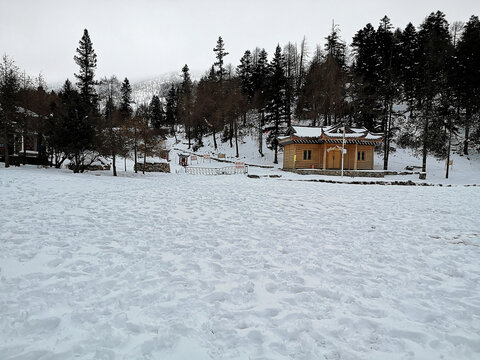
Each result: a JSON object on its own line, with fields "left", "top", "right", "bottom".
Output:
{"left": 0, "top": 166, "right": 479, "bottom": 359}
{"left": 131, "top": 72, "right": 182, "bottom": 105}
{"left": 131, "top": 70, "right": 203, "bottom": 106}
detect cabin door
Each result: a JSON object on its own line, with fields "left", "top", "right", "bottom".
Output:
{"left": 327, "top": 149, "right": 342, "bottom": 169}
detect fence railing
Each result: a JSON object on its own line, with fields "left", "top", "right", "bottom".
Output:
{"left": 185, "top": 165, "right": 248, "bottom": 175}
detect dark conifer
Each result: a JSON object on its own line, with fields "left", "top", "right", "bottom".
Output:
{"left": 213, "top": 36, "right": 229, "bottom": 82}
{"left": 119, "top": 77, "right": 133, "bottom": 121}
{"left": 149, "top": 95, "right": 164, "bottom": 129}
{"left": 266, "top": 45, "right": 287, "bottom": 164}
{"left": 74, "top": 29, "right": 98, "bottom": 108}
{"left": 456, "top": 15, "right": 480, "bottom": 154}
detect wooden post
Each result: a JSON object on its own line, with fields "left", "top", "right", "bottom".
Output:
{"left": 323, "top": 145, "right": 327, "bottom": 170}
{"left": 354, "top": 143, "right": 358, "bottom": 170}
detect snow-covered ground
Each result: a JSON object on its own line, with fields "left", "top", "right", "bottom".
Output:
{"left": 1, "top": 165, "right": 479, "bottom": 359}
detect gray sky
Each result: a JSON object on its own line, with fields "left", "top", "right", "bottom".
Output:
{"left": 0, "top": 0, "right": 478, "bottom": 85}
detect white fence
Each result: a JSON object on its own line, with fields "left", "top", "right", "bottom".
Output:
{"left": 185, "top": 165, "right": 248, "bottom": 175}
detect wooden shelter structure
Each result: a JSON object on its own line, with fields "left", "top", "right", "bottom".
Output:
{"left": 178, "top": 153, "right": 190, "bottom": 166}
{"left": 278, "top": 124, "right": 382, "bottom": 170}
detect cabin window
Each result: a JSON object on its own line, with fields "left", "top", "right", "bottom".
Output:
{"left": 303, "top": 150, "right": 312, "bottom": 160}
{"left": 357, "top": 151, "right": 366, "bottom": 161}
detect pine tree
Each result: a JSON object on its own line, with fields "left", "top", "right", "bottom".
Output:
{"left": 416, "top": 11, "right": 453, "bottom": 172}
{"left": 351, "top": 23, "right": 381, "bottom": 130}
{"left": 178, "top": 64, "right": 194, "bottom": 147}
{"left": 149, "top": 95, "right": 164, "bottom": 129}
{"left": 283, "top": 42, "right": 298, "bottom": 127}
{"left": 266, "top": 45, "right": 287, "bottom": 164}
{"left": 74, "top": 29, "right": 98, "bottom": 109}
{"left": 398, "top": 23, "right": 419, "bottom": 110}
{"left": 375, "top": 16, "right": 401, "bottom": 169}
{"left": 252, "top": 48, "right": 269, "bottom": 156}
{"left": 119, "top": 77, "right": 133, "bottom": 121}
{"left": 213, "top": 36, "right": 229, "bottom": 82}
{"left": 456, "top": 15, "right": 480, "bottom": 154}
{"left": 237, "top": 50, "right": 255, "bottom": 102}
{"left": 325, "top": 23, "right": 347, "bottom": 69}
{"left": 165, "top": 84, "right": 178, "bottom": 137}
{"left": 56, "top": 79, "right": 96, "bottom": 173}
{"left": 0, "top": 55, "right": 20, "bottom": 168}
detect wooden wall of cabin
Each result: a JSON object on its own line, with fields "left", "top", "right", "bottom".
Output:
{"left": 356, "top": 145, "right": 374, "bottom": 169}
{"left": 282, "top": 143, "right": 376, "bottom": 170}
{"left": 282, "top": 144, "right": 295, "bottom": 169}
{"left": 293, "top": 143, "right": 322, "bottom": 169}
{"left": 323, "top": 144, "right": 375, "bottom": 170}
{"left": 282, "top": 143, "right": 323, "bottom": 169}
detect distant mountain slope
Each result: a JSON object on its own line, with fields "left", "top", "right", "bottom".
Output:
{"left": 131, "top": 70, "right": 203, "bottom": 106}
{"left": 131, "top": 71, "right": 182, "bottom": 105}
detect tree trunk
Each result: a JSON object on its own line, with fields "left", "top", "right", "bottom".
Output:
{"left": 143, "top": 151, "right": 146, "bottom": 175}
{"left": 258, "top": 111, "right": 264, "bottom": 157}
{"left": 229, "top": 121, "right": 233, "bottom": 148}
{"left": 446, "top": 117, "right": 452, "bottom": 179}
{"left": 3, "top": 126, "right": 10, "bottom": 168}
{"left": 22, "top": 128, "right": 27, "bottom": 165}
{"left": 212, "top": 127, "right": 217, "bottom": 150}
{"left": 74, "top": 153, "right": 79, "bottom": 173}
{"left": 383, "top": 102, "right": 393, "bottom": 170}
{"left": 273, "top": 112, "right": 279, "bottom": 164}
{"left": 235, "top": 120, "right": 239, "bottom": 158}
{"left": 422, "top": 111, "right": 429, "bottom": 173}
{"left": 112, "top": 152, "right": 117, "bottom": 176}
{"left": 134, "top": 127, "right": 138, "bottom": 173}
{"left": 464, "top": 107, "right": 471, "bottom": 155}
{"left": 187, "top": 126, "right": 191, "bottom": 149}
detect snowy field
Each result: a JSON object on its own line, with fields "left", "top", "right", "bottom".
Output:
{"left": 1, "top": 166, "right": 480, "bottom": 360}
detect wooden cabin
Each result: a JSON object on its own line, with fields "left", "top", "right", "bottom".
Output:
{"left": 0, "top": 107, "right": 44, "bottom": 165}
{"left": 278, "top": 124, "right": 382, "bottom": 170}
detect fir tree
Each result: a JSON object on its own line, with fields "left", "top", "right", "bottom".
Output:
{"left": 398, "top": 23, "right": 419, "bottom": 109}
{"left": 351, "top": 23, "right": 381, "bottom": 130}
{"left": 55, "top": 79, "right": 96, "bottom": 173}
{"left": 165, "top": 84, "right": 178, "bottom": 136}
{"left": 456, "top": 15, "right": 480, "bottom": 154}
{"left": 119, "top": 77, "right": 133, "bottom": 121}
{"left": 74, "top": 29, "right": 98, "bottom": 109}
{"left": 178, "top": 64, "right": 194, "bottom": 147}
{"left": 237, "top": 50, "right": 255, "bottom": 101}
{"left": 149, "top": 95, "right": 164, "bottom": 129}
{"left": 325, "top": 23, "right": 347, "bottom": 69}
{"left": 416, "top": 11, "right": 453, "bottom": 172}
{"left": 0, "top": 55, "right": 20, "bottom": 168}
{"left": 213, "top": 36, "right": 229, "bottom": 82}
{"left": 266, "top": 45, "right": 287, "bottom": 164}
{"left": 252, "top": 48, "right": 269, "bottom": 156}
{"left": 375, "top": 16, "right": 401, "bottom": 169}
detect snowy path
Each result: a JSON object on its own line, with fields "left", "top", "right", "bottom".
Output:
{"left": 0, "top": 167, "right": 479, "bottom": 359}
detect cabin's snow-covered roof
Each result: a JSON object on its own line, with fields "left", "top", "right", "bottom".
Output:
{"left": 283, "top": 125, "right": 382, "bottom": 144}
{"left": 365, "top": 133, "right": 383, "bottom": 140}
{"left": 291, "top": 126, "right": 323, "bottom": 137}
{"left": 324, "top": 130, "right": 364, "bottom": 138}
{"left": 292, "top": 125, "right": 378, "bottom": 139}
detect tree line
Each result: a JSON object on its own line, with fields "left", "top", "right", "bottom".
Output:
{"left": 1, "top": 11, "right": 479, "bottom": 175}
{"left": 1, "top": 29, "right": 165, "bottom": 175}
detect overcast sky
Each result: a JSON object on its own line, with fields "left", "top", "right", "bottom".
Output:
{"left": 0, "top": 0, "right": 478, "bottom": 85}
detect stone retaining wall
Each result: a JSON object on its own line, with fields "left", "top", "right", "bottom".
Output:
{"left": 134, "top": 162, "right": 170, "bottom": 173}
{"left": 286, "top": 169, "right": 385, "bottom": 177}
